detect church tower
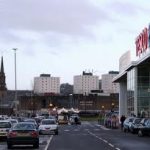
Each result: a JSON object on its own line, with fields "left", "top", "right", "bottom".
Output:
{"left": 0, "top": 56, "right": 7, "bottom": 97}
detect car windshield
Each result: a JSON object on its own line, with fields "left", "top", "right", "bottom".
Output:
{"left": 10, "top": 120, "right": 17, "bottom": 124}
{"left": 24, "top": 119, "right": 35, "bottom": 123}
{"left": 48, "top": 116, "right": 56, "bottom": 119}
{"left": 0, "top": 122, "right": 11, "bottom": 128}
{"left": 42, "top": 120, "right": 56, "bottom": 125}
{"left": 13, "top": 123, "right": 35, "bottom": 130}
{"left": 134, "top": 119, "right": 142, "bottom": 124}
{"left": 129, "top": 118, "right": 134, "bottom": 122}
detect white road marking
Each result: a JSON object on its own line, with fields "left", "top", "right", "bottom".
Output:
{"left": 64, "top": 129, "right": 70, "bottom": 132}
{"left": 96, "top": 124, "right": 101, "bottom": 127}
{"left": 84, "top": 129, "right": 89, "bottom": 131}
{"left": 96, "top": 124, "right": 110, "bottom": 130}
{"left": 94, "top": 129, "right": 100, "bottom": 131}
{"left": 103, "top": 139, "right": 108, "bottom": 143}
{"left": 44, "top": 135, "right": 53, "bottom": 150}
{"left": 88, "top": 131, "right": 120, "bottom": 150}
{"left": 108, "top": 143, "right": 114, "bottom": 147}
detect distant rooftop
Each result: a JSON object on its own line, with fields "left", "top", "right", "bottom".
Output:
{"left": 108, "top": 71, "right": 119, "bottom": 74}
{"left": 82, "top": 71, "right": 93, "bottom": 76}
{"left": 40, "top": 74, "right": 51, "bottom": 77}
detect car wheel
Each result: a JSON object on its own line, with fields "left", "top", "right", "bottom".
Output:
{"left": 39, "top": 131, "right": 42, "bottom": 135}
{"left": 123, "top": 127, "right": 126, "bottom": 132}
{"left": 127, "top": 127, "right": 130, "bottom": 132}
{"left": 33, "top": 143, "right": 39, "bottom": 148}
{"left": 7, "top": 143, "right": 12, "bottom": 149}
{"left": 55, "top": 130, "right": 58, "bottom": 135}
{"left": 138, "top": 130, "right": 143, "bottom": 137}
{"left": 131, "top": 129, "right": 135, "bottom": 134}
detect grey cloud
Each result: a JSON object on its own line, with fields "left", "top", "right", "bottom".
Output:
{"left": 0, "top": 0, "right": 110, "bottom": 36}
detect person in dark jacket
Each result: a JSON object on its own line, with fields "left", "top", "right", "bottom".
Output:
{"left": 120, "top": 115, "right": 126, "bottom": 130}
{"left": 74, "top": 117, "right": 79, "bottom": 124}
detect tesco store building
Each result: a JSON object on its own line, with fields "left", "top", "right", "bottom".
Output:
{"left": 114, "top": 25, "right": 150, "bottom": 118}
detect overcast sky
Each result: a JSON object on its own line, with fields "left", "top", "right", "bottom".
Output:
{"left": 0, "top": 0, "right": 150, "bottom": 90}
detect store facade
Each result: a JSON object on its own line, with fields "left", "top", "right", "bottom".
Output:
{"left": 114, "top": 25, "right": 150, "bottom": 118}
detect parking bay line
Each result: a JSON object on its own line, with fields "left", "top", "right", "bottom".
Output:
{"left": 44, "top": 135, "right": 53, "bottom": 150}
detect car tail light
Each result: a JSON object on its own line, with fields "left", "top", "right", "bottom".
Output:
{"left": 8, "top": 131, "right": 17, "bottom": 137}
{"left": 31, "top": 131, "right": 38, "bottom": 138}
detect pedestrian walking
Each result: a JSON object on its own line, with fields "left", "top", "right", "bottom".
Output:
{"left": 120, "top": 115, "right": 126, "bottom": 130}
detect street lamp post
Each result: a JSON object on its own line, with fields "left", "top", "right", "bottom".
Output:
{"left": 12, "top": 48, "right": 18, "bottom": 116}
{"left": 84, "top": 92, "right": 87, "bottom": 112}
{"left": 111, "top": 103, "right": 115, "bottom": 112}
{"left": 69, "top": 94, "right": 73, "bottom": 108}
{"left": 49, "top": 103, "right": 53, "bottom": 115}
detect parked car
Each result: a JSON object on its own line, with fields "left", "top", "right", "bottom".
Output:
{"left": 139, "top": 118, "right": 149, "bottom": 125}
{"left": 138, "top": 119, "right": 150, "bottom": 137}
{"left": 0, "top": 120, "right": 12, "bottom": 138}
{"left": 123, "top": 117, "right": 135, "bottom": 132}
{"left": 129, "top": 118, "right": 142, "bottom": 133}
{"left": 39, "top": 119, "right": 58, "bottom": 135}
{"left": 7, "top": 122, "right": 39, "bottom": 149}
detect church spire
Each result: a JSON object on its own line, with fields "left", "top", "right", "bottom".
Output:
{"left": 1, "top": 56, "right": 4, "bottom": 73}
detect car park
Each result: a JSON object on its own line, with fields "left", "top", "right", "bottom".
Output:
{"left": 0, "top": 120, "right": 12, "bottom": 138}
{"left": 39, "top": 119, "right": 58, "bottom": 135}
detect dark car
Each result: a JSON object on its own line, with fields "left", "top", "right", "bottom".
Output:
{"left": 123, "top": 117, "right": 135, "bottom": 132}
{"left": 129, "top": 118, "right": 142, "bottom": 133}
{"left": 7, "top": 122, "right": 39, "bottom": 149}
{"left": 138, "top": 119, "right": 150, "bottom": 137}
{"left": 140, "top": 118, "right": 149, "bottom": 125}
{"left": 69, "top": 115, "right": 81, "bottom": 125}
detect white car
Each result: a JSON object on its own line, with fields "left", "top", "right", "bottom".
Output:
{"left": 0, "top": 120, "right": 12, "bottom": 138}
{"left": 39, "top": 119, "right": 58, "bottom": 135}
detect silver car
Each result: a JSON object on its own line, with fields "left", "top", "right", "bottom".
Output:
{"left": 39, "top": 119, "right": 58, "bottom": 135}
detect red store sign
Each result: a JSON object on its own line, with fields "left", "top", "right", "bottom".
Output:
{"left": 135, "top": 27, "right": 149, "bottom": 56}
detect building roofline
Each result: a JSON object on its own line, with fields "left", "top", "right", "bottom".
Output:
{"left": 113, "top": 51, "right": 150, "bottom": 83}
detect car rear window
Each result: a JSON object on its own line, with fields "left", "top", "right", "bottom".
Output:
{"left": 24, "top": 119, "right": 35, "bottom": 123}
{"left": 42, "top": 120, "right": 55, "bottom": 125}
{"left": 0, "top": 122, "right": 11, "bottom": 128}
{"left": 13, "top": 123, "right": 35, "bottom": 130}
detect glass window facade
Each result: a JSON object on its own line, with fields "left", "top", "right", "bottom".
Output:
{"left": 127, "top": 68, "right": 135, "bottom": 116}
{"left": 137, "top": 65, "right": 150, "bottom": 117}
